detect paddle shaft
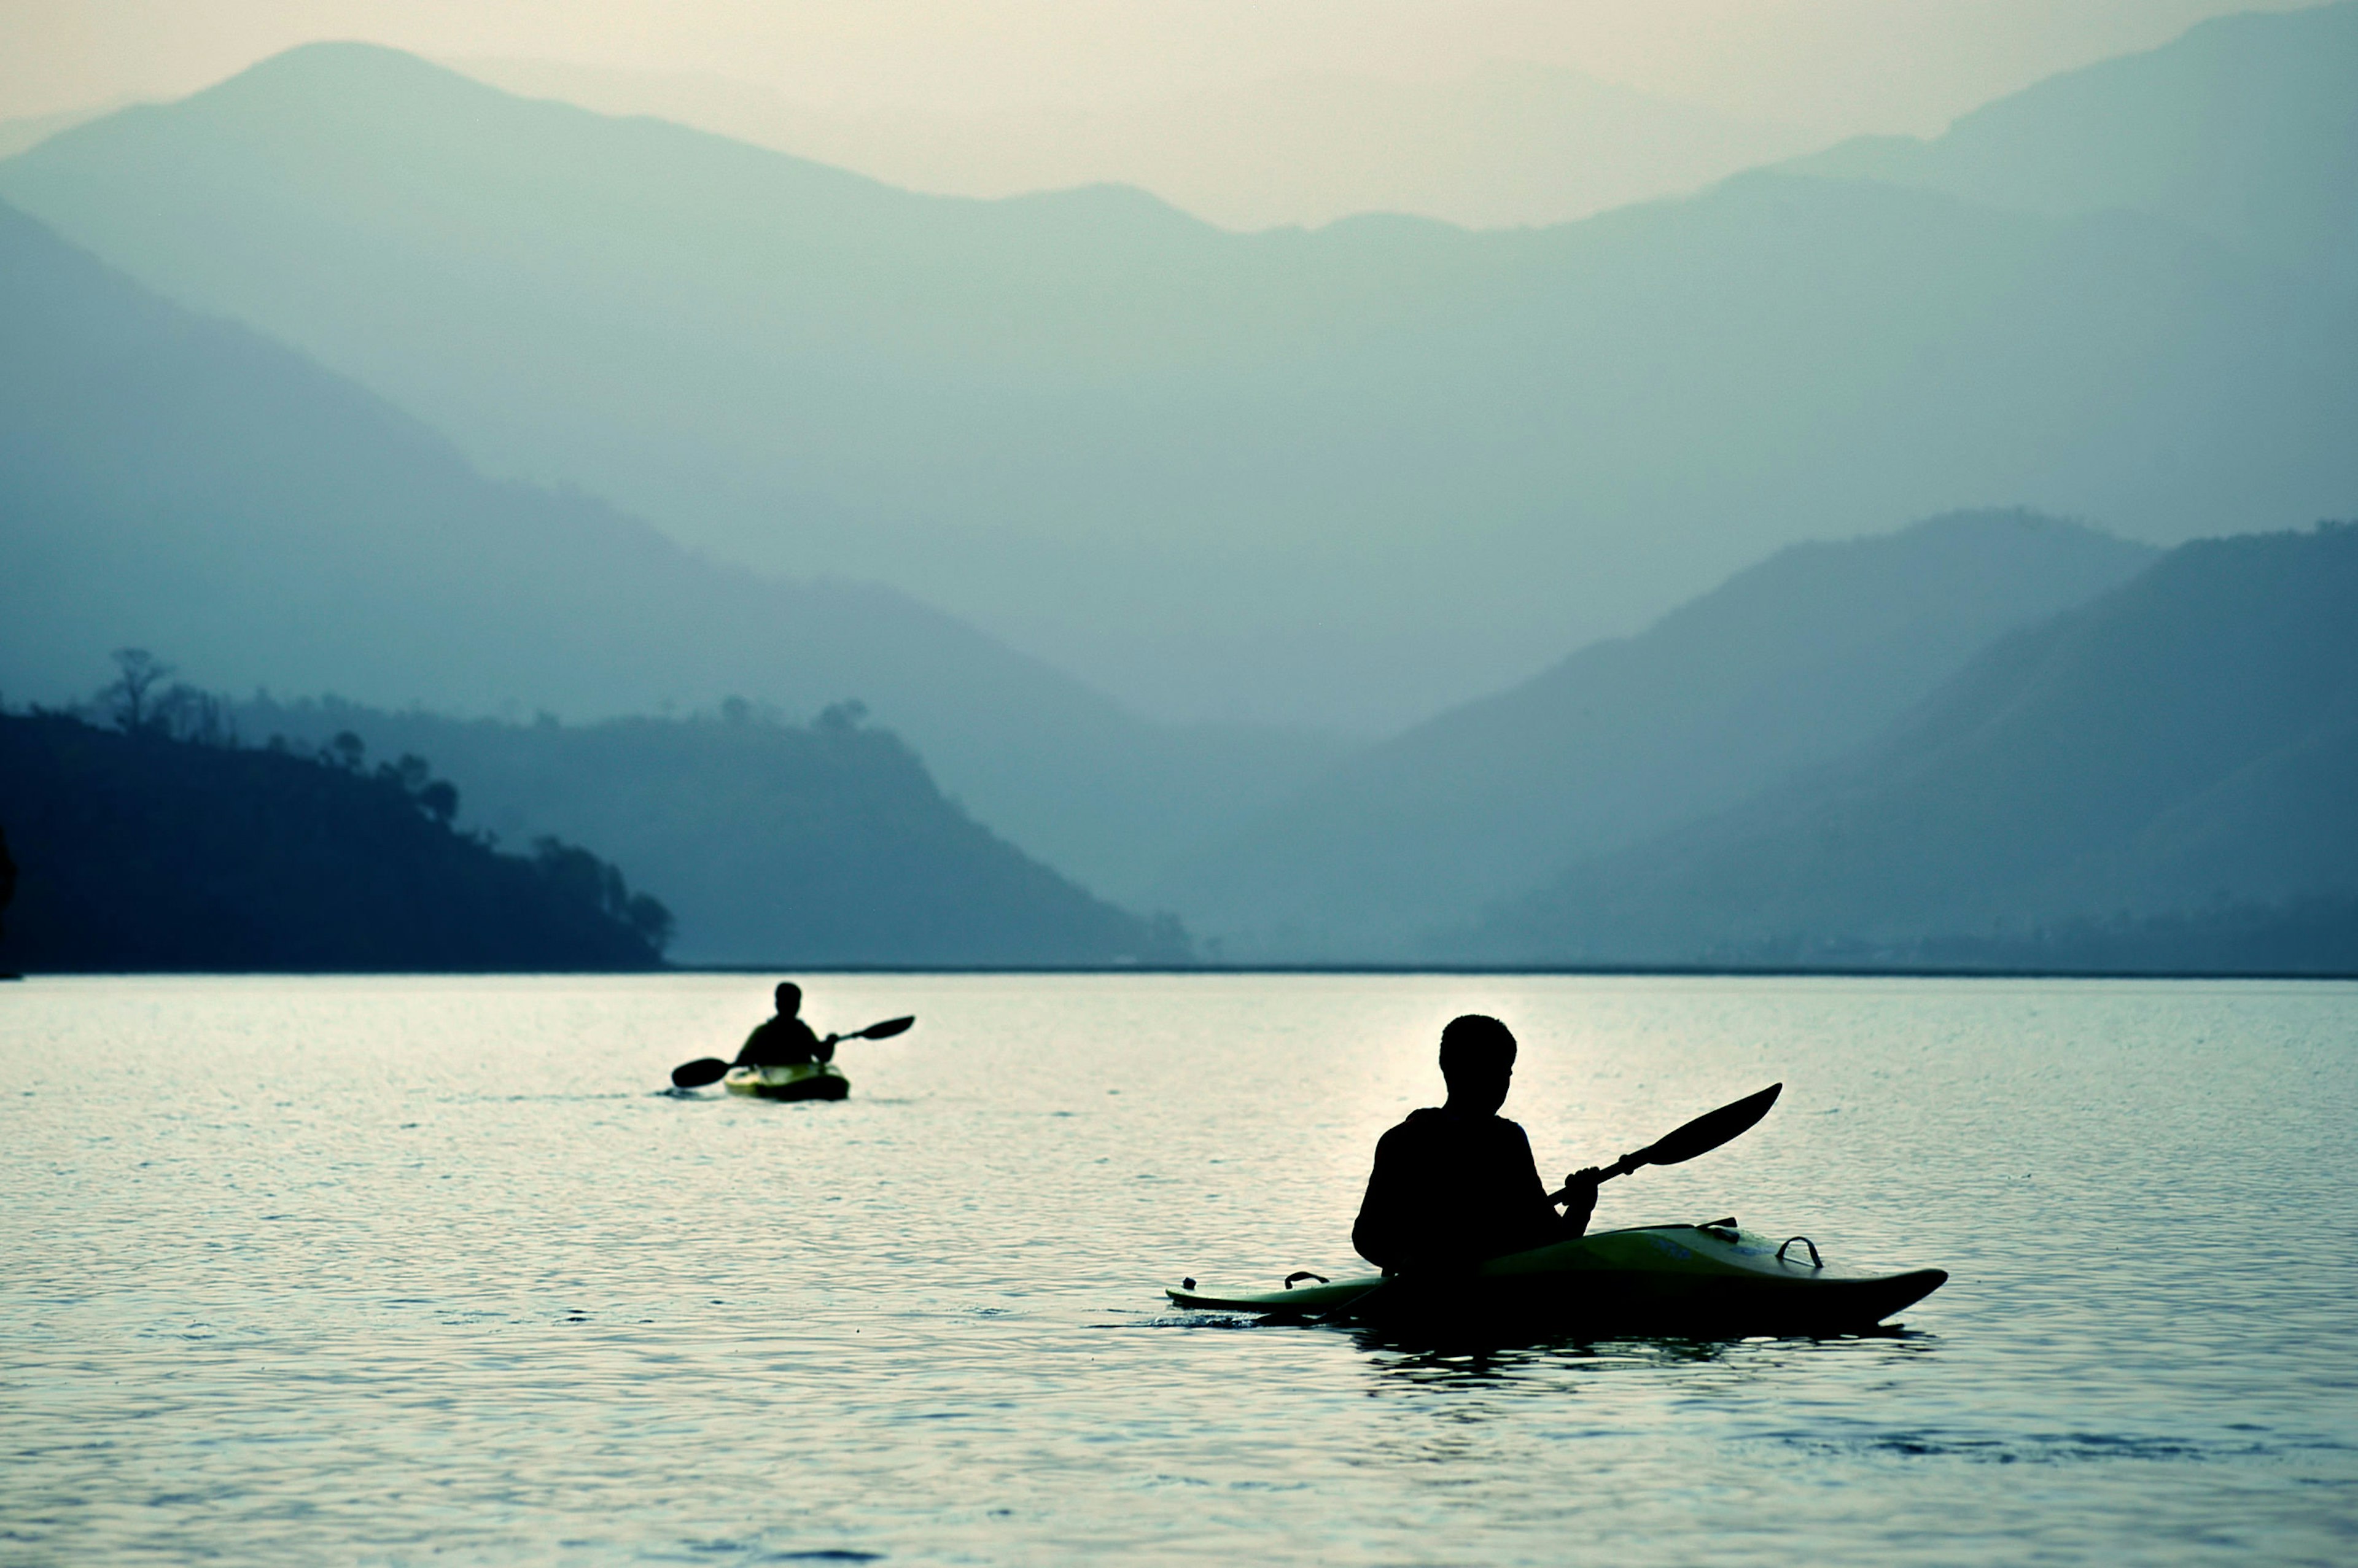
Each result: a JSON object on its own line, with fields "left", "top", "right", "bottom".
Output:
{"left": 1541, "top": 1154, "right": 1640, "bottom": 1206}
{"left": 1543, "top": 1082, "right": 1781, "bottom": 1204}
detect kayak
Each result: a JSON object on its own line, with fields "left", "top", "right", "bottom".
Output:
{"left": 1167, "top": 1221, "right": 1946, "bottom": 1337}
{"left": 725, "top": 1062, "right": 850, "bottom": 1101}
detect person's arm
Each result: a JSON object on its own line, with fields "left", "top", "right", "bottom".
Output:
{"left": 1503, "top": 1123, "right": 1587, "bottom": 1248}
{"left": 1352, "top": 1128, "right": 1411, "bottom": 1271}
{"left": 1555, "top": 1167, "right": 1604, "bottom": 1238}
{"left": 816, "top": 1031, "right": 839, "bottom": 1064}
{"left": 1500, "top": 1124, "right": 1601, "bottom": 1243}
{"left": 733, "top": 1020, "right": 769, "bottom": 1067}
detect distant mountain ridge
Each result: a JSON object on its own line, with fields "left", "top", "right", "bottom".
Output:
{"left": 1465, "top": 522, "right": 2358, "bottom": 963}
{"left": 0, "top": 198, "right": 1340, "bottom": 901}
{"left": 1156, "top": 511, "right": 2157, "bottom": 957}
{"left": 454, "top": 55, "right": 1821, "bottom": 233}
{"left": 0, "top": 106, "right": 112, "bottom": 161}
{"left": 4, "top": 26, "right": 2352, "bottom": 728}
{"left": 1787, "top": 1, "right": 2358, "bottom": 281}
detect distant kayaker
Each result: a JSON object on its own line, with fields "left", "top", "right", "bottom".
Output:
{"left": 1353, "top": 1014, "right": 1603, "bottom": 1275}
{"left": 734, "top": 982, "right": 839, "bottom": 1069}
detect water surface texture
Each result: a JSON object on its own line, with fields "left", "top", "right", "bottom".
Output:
{"left": 4, "top": 974, "right": 2353, "bottom": 1564}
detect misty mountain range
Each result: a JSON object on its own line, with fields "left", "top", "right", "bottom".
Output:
{"left": 4, "top": 4, "right": 2352, "bottom": 729}
{"left": 1465, "top": 522, "right": 2358, "bottom": 964}
{"left": 0, "top": 200, "right": 1337, "bottom": 902}
{"left": 1784, "top": 2, "right": 2358, "bottom": 283}
{"left": 454, "top": 55, "right": 1822, "bottom": 234}
{"left": 2, "top": 4, "right": 2354, "bottom": 971}
{"left": 1156, "top": 513, "right": 2159, "bottom": 957}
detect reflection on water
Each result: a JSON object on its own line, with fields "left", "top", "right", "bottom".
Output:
{"left": 2, "top": 972, "right": 2354, "bottom": 1565}
{"left": 1357, "top": 1330, "right": 1772, "bottom": 1382}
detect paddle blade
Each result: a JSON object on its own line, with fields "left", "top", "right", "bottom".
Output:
{"left": 849, "top": 1015, "right": 915, "bottom": 1041}
{"left": 1628, "top": 1083, "right": 1781, "bottom": 1169}
{"left": 671, "top": 1057, "right": 731, "bottom": 1089}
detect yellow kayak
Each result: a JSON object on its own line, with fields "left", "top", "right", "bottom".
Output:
{"left": 724, "top": 1063, "right": 850, "bottom": 1101}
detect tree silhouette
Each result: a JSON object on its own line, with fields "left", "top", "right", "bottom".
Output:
{"left": 154, "top": 683, "right": 236, "bottom": 746}
{"left": 104, "top": 649, "right": 174, "bottom": 733}
{"left": 625, "top": 892, "right": 675, "bottom": 952}
{"left": 417, "top": 780, "right": 459, "bottom": 826}
{"left": 817, "top": 699, "right": 870, "bottom": 733}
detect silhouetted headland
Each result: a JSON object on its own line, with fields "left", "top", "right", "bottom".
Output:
{"left": 0, "top": 695, "right": 669, "bottom": 973}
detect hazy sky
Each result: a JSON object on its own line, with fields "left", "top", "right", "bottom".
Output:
{"left": 0, "top": 1, "right": 2320, "bottom": 132}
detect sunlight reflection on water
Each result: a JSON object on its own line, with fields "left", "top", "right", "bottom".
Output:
{"left": 2, "top": 973, "right": 2353, "bottom": 1564}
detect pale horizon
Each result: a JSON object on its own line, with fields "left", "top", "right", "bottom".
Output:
{"left": 4, "top": 2, "right": 2329, "bottom": 235}
{"left": 3, "top": 1, "right": 2322, "bottom": 131}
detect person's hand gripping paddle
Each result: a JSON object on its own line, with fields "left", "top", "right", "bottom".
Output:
{"left": 1546, "top": 1082, "right": 1783, "bottom": 1203}
{"left": 668, "top": 1015, "right": 916, "bottom": 1089}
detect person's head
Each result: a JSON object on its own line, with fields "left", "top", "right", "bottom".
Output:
{"left": 774, "top": 982, "right": 803, "bottom": 1016}
{"left": 1438, "top": 1014, "right": 1517, "bottom": 1115}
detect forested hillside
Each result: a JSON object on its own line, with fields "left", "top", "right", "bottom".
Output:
{"left": 0, "top": 708, "right": 666, "bottom": 972}
{"left": 234, "top": 697, "right": 1192, "bottom": 967}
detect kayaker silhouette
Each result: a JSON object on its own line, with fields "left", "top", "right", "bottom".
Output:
{"left": 734, "top": 982, "right": 838, "bottom": 1069}
{"left": 1353, "top": 1014, "right": 1604, "bottom": 1275}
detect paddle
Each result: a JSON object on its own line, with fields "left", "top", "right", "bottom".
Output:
{"left": 1544, "top": 1082, "right": 1781, "bottom": 1203}
{"left": 669, "top": 1015, "right": 916, "bottom": 1089}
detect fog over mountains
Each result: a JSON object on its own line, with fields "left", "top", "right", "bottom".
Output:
{"left": 1466, "top": 523, "right": 2358, "bottom": 964}
{"left": 0, "top": 201, "right": 1337, "bottom": 902}
{"left": 1157, "top": 513, "right": 2157, "bottom": 957}
{"left": 4, "top": 3, "right": 2353, "bottom": 729}
{"left": 3, "top": 4, "right": 2354, "bottom": 971}
{"left": 1787, "top": 2, "right": 2358, "bottom": 282}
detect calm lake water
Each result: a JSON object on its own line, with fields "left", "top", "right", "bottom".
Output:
{"left": 3, "top": 974, "right": 2353, "bottom": 1565}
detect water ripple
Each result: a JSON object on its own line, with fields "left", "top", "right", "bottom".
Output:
{"left": 4, "top": 972, "right": 2354, "bottom": 1566}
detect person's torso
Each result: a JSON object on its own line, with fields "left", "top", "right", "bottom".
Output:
{"left": 1375, "top": 1109, "right": 1547, "bottom": 1259}
{"left": 742, "top": 1015, "right": 822, "bottom": 1064}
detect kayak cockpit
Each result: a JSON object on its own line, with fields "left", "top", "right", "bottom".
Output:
{"left": 725, "top": 1063, "right": 850, "bottom": 1101}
